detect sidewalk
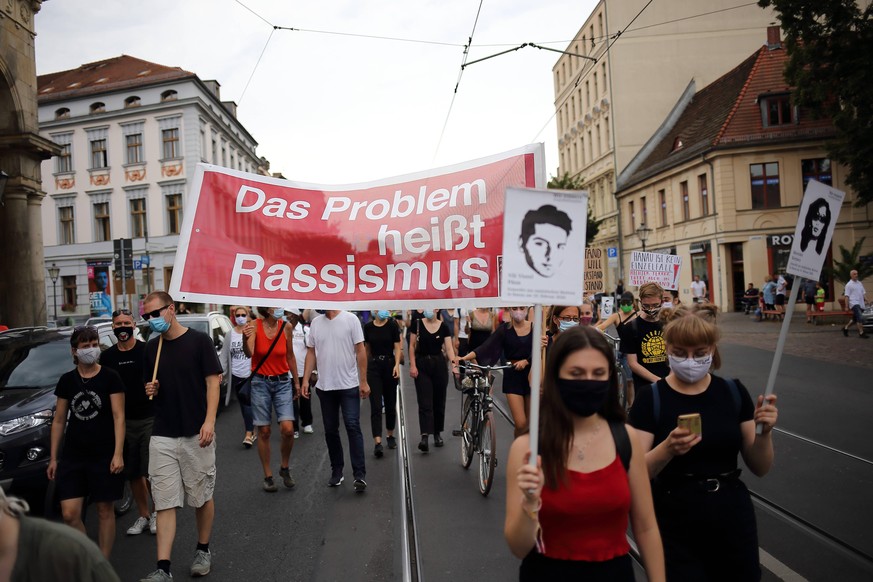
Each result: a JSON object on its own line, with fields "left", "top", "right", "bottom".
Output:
{"left": 718, "top": 310, "right": 873, "bottom": 370}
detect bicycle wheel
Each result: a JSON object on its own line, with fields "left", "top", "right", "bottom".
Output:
{"left": 477, "top": 411, "right": 497, "bottom": 496}
{"left": 460, "top": 394, "right": 475, "bottom": 469}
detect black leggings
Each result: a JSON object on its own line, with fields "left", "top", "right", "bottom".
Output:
{"left": 413, "top": 354, "right": 448, "bottom": 436}
{"left": 367, "top": 358, "right": 398, "bottom": 438}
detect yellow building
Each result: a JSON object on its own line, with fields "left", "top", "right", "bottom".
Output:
{"left": 552, "top": 0, "right": 776, "bottom": 292}
{"left": 614, "top": 30, "right": 873, "bottom": 310}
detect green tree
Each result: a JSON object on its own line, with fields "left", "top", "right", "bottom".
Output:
{"left": 829, "top": 236, "right": 873, "bottom": 284}
{"left": 547, "top": 173, "right": 601, "bottom": 243}
{"left": 758, "top": 0, "right": 873, "bottom": 206}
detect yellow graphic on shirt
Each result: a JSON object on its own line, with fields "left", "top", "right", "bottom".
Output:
{"left": 641, "top": 330, "right": 667, "bottom": 364}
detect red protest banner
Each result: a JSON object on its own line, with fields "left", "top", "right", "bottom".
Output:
{"left": 169, "top": 144, "right": 545, "bottom": 309}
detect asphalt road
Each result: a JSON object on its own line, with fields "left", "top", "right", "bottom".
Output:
{"left": 85, "top": 333, "right": 873, "bottom": 581}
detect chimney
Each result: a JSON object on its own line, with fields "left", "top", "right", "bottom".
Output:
{"left": 767, "top": 25, "right": 782, "bottom": 50}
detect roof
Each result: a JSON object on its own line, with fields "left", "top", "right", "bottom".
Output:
{"left": 37, "top": 55, "right": 196, "bottom": 103}
{"left": 617, "top": 44, "right": 835, "bottom": 192}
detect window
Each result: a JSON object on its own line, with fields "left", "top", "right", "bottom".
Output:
{"left": 131, "top": 198, "right": 147, "bottom": 238}
{"left": 160, "top": 90, "right": 178, "bottom": 102}
{"left": 571, "top": 95, "right": 576, "bottom": 120}
{"left": 641, "top": 196, "right": 648, "bottom": 226}
{"left": 681, "top": 181, "right": 690, "bottom": 221}
{"left": 221, "top": 140, "right": 227, "bottom": 166}
{"left": 59, "top": 206, "right": 75, "bottom": 244}
{"left": 124, "top": 96, "right": 141, "bottom": 108}
{"left": 166, "top": 193, "right": 183, "bottom": 234}
{"left": 590, "top": 26, "right": 595, "bottom": 48}
{"left": 629, "top": 200, "right": 636, "bottom": 231}
{"left": 802, "top": 158, "right": 832, "bottom": 188}
{"left": 94, "top": 202, "right": 111, "bottom": 242}
{"left": 750, "top": 162, "right": 781, "bottom": 209}
{"left": 126, "top": 133, "right": 143, "bottom": 164}
{"left": 602, "top": 62, "right": 607, "bottom": 92}
{"left": 699, "top": 174, "right": 709, "bottom": 216}
{"left": 761, "top": 94, "right": 793, "bottom": 127}
{"left": 57, "top": 143, "right": 72, "bottom": 173}
{"left": 595, "top": 124, "right": 601, "bottom": 158}
{"left": 89, "top": 102, "right": 105, "bottom": 114}
{"left": 598, "top": 13, "right": 604, "bottom": 38}
{"left": 62, "top": 275, "right": 77, "bottom": 308}
{"left": 55, "top": 107, "right": 70, "bottom": 120}
{"left": 90, "top": 139, "right": 107, "bottom": 169}
{"left": 585, "top": 81, "right": 590, "bottom": 110}
{"left": 587, "top": 129, "right": 593, "bottom": 162}
{"left": 604, "top": 116, "right": 610, "bottom": 149}
{"left": 162, "top": 128, "right": 179, "bottom": 159}
{"left": 211, "top": 137, "right": 218, "bottom": 164}
{"left": 594, "top": 72, "right": 598, "bottom": 97}
{"left": 659, "top": 189, "right": 667, "bottom": 226}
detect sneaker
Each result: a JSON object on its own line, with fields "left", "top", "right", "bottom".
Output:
{"left": 243, "top": 434, "right": 254, "bottom": 448}
{"left": 140, "top": 570, "right": 173, "bottom": 582}
{"left": 294, "top": 431, "right": 300, "bottom": 439}
{"left": 303, "top": 425, "right": 314, "bottom": 434}
{"left": 434, "top": 434, "right": 444, "bottom": 448}
{"left": 279, "top": 467, "right": 296, "bottom": 488}
{"left": 386, "top": 435, "right": 397, "bottom": 449}
{"left": 354, "top": 478, "right": 367, "bottom": 493}
{"left": 127, "top": 515, "right": 150, "bottom": 535}
{"left": 190, "top": 549, "right": 211, "bottom": 577}
{"left": 149, "top": 512, "right": 157, "bottom": 534}
{"left": 374, "top": 443, "right": 384, "bottom": 458}
{"left": 328, "top": 473, "right": 344, "bottom": 487}
{"left": 263, "top": 476, "right": 278, "bottom": 492}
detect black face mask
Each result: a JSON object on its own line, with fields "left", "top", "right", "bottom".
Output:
{"left": 113, "top": 326, "right": 135, "bottom": 342}
{"left": 556, "top": 378, "right": 610, "bottom": 417}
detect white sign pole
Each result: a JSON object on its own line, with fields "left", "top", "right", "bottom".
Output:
{"left": 757, "top": 280, "right": 801, "bottom": 434}
{"left": 527, "top": 303, "right": 543, "bottom": 465}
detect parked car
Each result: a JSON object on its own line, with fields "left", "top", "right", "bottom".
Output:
{"left": 175, "top": 312, "right": 233, "bottom": 407}
{"left": 861, "top": 304, "right": 873, "bottom": 333}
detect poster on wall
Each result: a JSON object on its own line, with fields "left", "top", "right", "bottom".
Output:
{"left": 87, "top": 261, "right": 112, "bottom": 317}
{"left": 786, "top": 180, "right": 845, "bottom": 281}
{"left": 168, "top": 144, "right": 545, "bottom": 309}
{"left": 629, "top": 251, "right": 682, "bottom": 290}
{"left": 500, "top": 187, "right": 588, "bottom": 305}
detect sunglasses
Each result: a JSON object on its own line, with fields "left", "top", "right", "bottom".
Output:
{"left": 142, "top": 304, "right": 171, "bottom": 320}
{"left": 112, "top": 309, "right": 132, "bottom": 317}
{"left": 558, "top": 316, "right": 580, "bottom": 322}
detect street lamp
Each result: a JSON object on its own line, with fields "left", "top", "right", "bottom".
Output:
{"left": 47, "top": 263, "right": 60, "bottom": 322}
{"left": 636, "top": 223, "right": 653, "bottom": 252}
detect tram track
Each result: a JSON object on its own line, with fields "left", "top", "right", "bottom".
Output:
{"left": 396, "top": 374, "right": 424, "bottom": 582}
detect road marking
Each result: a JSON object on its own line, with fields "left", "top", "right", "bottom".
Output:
{"left": 760, "top": 548, "right": 808, "bottom": 581}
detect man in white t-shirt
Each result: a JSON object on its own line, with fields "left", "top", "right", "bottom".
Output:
{"left": 691, "top": 275, "right": 707, "bottom": 303}
{"left": 302, "top": 310, "right": 371, "bottom": 491}
{"left": 842, "top": 270, "right": 869, "bottom": 339}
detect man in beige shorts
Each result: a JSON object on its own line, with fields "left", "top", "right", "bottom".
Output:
{"left": 140, "top": 292, "right": 223, "bottom": 581}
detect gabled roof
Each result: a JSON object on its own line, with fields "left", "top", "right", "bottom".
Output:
{"left": 37, "top": 55, "right": 196, "bottom": 103}
{"left": 617, "top": 43, "right": 835, "bottom": 192}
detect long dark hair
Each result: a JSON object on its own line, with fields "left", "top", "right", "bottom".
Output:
{"left": 800, "top": 198, "right": 831, "bottom": 254}
{"left": 539, "top": 326, "right": 625, "bottom": 489}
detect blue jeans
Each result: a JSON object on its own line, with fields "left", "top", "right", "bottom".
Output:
{"left": 316, "top": 387, "right": 366, "bottom": 480}
{"left": 232, "top": 375, "right": 254, "bottom": 433}
{"left": 251, "top": 375, "right": 295, "bottom": 427}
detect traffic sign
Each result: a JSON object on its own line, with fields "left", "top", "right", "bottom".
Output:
{"left": 607, "top": 247, "right": 618, "bottom": 258}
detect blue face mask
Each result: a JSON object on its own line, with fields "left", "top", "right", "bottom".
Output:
{"left": 558, "top": 320, "right": 578, "bottom": 332}
{"left": 377, "top": 310, "right": 391, "bottom": 320}
{"left": 149, "top": 316, "right": 171, "bottom": 334}
{"left": 272, "top": 308, "right": 285, "bottom": 320}
{"left": 423, "top": 310, "right": 435, "bottom": 319}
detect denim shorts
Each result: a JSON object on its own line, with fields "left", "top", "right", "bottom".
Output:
{"left": 251, "top": 375, "right": 295, "bottom": 426}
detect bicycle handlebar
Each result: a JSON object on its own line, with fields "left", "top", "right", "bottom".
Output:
{"left": 458, "top": 361, "right": 515, "bottom": 372}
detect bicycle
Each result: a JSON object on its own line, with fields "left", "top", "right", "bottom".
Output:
{"left": 451, "top": 361, "right": 513, "bottom": 497}
{"left": 602, "top": 331, "right": 632, "bottom": 411}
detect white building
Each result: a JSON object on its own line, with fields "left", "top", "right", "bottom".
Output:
{"left": 37, "top": 55, "right": 269, "bottom": 321}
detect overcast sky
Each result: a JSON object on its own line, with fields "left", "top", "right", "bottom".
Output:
{"left": 35, "top": 0, "right": 599, "bottom": 185}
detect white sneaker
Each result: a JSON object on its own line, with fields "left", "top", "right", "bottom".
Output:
{"left": 294, "top": 431, "right": 300, "bottom": 439}
{"left": 127, "top": 515, "right": 150, "bottom": 535}
{"left": 149, "top": 512, "right": 157, "bottom": 534}
{"left": 303, "top": 425, "right": 314, "bottom": 434}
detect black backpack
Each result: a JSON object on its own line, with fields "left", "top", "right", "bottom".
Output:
{"left": 608, "top": 420, "right": 632, "bottom": 472}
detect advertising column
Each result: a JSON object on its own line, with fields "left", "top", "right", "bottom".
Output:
{"left": 87, "top": 260, "right": 112, "bottom": 317}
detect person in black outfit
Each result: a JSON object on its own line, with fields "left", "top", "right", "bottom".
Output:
{"left": 364, "top": 310, "right": 402, "bottom": 457}
{"left": 618, "top": 283, "right": 669, "bottom": 407}
{"left": 409, "top": 309, "right": 458, "bottom": 452}
{"left": 629, "top": 304, "right": 778, "bottom": 581}
{"left": 48, "top": 325, "right": 125, "bottom": 559}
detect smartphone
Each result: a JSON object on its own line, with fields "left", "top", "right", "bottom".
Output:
{"left": 677, "top": 413, "right": 702, "bottom": 436}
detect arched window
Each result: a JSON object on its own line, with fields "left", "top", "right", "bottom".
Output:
{"left": 161, "top": 90, "right": 178, "bottom": 102}
{"left": 55, "top": 107, "right": 70, "bottom": 119}
{"left": 124, "top": 96, "right": 141, "bottom": 108}
{"left": 89, "top": 102, "right": 106, "bottom": 114}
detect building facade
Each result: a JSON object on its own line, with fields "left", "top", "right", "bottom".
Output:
{"left": 37, "top": 56, "right": 268, "bottom": 321}
{"left": 0, "top": 0, "right": 59, "bottom": 327}
{"left": 552, "top": 0, "right": 776, "bottom": 293}
{"left": 614, "top": 30, "right": 873, "bottom": 311}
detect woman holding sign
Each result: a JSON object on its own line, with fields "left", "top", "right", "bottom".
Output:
{"left": 628, "top": 304, "right": 778, "bottom": 581}
{"left": 505, "top": 326, "right": 664, "bottom": 581}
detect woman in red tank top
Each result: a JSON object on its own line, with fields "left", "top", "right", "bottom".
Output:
{"left": 505, "top": 326, "right": 665, "bottom": 581}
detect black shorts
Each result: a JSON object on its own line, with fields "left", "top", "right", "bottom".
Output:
{"left": 774, "top": 294, "right": 785, "bottom": 306}
{"left": 124, "top": 416, "right": 154, "bottom": 479}
{"left": 55, "top": 456, "right": 124, "bottom": 503}
{"left": 805, "top": 295, "right": 815, "bottom": 305}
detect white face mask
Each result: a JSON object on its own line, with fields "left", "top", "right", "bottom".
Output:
{"left": 668, "top": 353, "right": 713, "bottom": 383}
{"left": 662, "top": 302, "right": 674, "bottom": 309}
{"left": 76, "top": 347, "right": 101, "bottom": 365}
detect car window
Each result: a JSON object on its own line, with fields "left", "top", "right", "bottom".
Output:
{"left": 186, "top": 321, "right": 209, "bottom": 336}
{"left": 0, "top": 339, "right": 72, "bottom": 390}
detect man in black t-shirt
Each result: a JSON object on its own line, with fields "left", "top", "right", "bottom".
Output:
{"left": 141, "top": 292, "right": 222, "bottom": 582}
{"left": 101, "top": 309, "right": 156, "bottom": 536}
{"left": 619, "top": 282, "right": 670, "bottom": 402}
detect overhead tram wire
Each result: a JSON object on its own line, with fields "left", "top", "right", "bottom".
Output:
{"left": 432, "top": 0, "right": 486, "bottom": 162}
{"left": 238, "top": 27, "right": 276, "bottom": 106}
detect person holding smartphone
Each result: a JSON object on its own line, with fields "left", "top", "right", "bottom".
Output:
{"left": 628, "top": 304, "right": 778, "bottom": 580}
